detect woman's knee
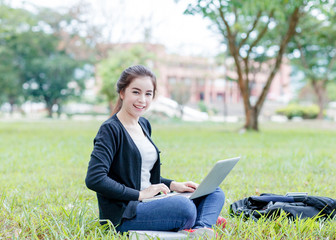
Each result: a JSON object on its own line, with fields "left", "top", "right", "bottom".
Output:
{"left": 213, "top": 187, "right": 226, "bottom": 204}
{"left": 172, "top": 196, "right": 197, "bottom": 229}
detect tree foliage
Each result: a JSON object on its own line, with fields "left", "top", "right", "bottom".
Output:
{"left": 289, "top": 1, "right": 336, "bottom": 118}
{"left": 185, "top": 0, "right": 305, "bottom": 130}
{"left": 170, "top": 80, "right": 192, "bottom": 118}
{"left": 23, "top": 44, "right": 84, "bottom": 117}
{"left": 0, "top": 3, "right": 91, "bottom": 117}
{"left": 0, "top": 5, "right": 34, "bottom": 109}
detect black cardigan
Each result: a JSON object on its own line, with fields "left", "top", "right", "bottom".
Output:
{"left": 85, "top": 115, "right": 172, "bottom": 225}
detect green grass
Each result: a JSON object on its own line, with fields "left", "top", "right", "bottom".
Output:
{"left": 0, "top": 119, "right": 335, "bottom": 239}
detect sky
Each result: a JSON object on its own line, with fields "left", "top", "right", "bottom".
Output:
{"left": 11, "top": 0, "right": 223, "bottom": 57}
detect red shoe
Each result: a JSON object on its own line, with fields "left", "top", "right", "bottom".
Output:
{"left": 216, "top": 216, "right": 227, "bottom": 228}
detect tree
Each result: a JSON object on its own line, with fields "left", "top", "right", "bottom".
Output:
{"left": 185, "top": 0, "right": 304, "bottom": 130}
{"left": 170, "top": 80, "right": 191, "bottom": 118}
{"left": 0, "top": 4, "right": 35, "bottom": 112}
{"left": 0, "top": 3, "right": 90, "bottom": 117}
{"left": 23, "top": 42, "right": 84, "bottom": 117}
{"left": 0, "top": 46, "right": 22, "bottom": 112}
{"left": 289, "top": 2, "right": 336, "bottom": 119}
{"left": 35, "top": 3, "right": 99, "bottom": 62}
{"left": 19, "top": 14, "right": 86, "bottom": 117}
{"left": 97, "top": 44, "right": 155, "bottom": 113}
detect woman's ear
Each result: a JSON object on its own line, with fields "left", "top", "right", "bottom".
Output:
{"left": 120, "top": 90, "right": 125, "bottom": 100}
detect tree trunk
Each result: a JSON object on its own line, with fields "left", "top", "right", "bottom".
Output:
{"left": 178, "top": 105, "right": 184, "bottom": 119}
{"left": 244, "top": 106, "right": 259, "bottom": 131}
{"left": 43, "top": 96, "right": 53, "bottom": 118}
{"left": 9, "top": 99, "right": 15, "bottom": 115}
{"left": 47, "top": 106, "right": 53, "bottom": 118}
{"left": 57, "top": 104, "right": 62, "bottom": 118}
{"left": 9, "top": 104, "right": 14, "bottom": 115}
{"left": 46, "top": 101, "right": 53, "bottom": 118}
{"left": 312, "top": 80, "right": 327, "bottom": 119}
{"left": 223, "top": 7, "right": 300, "bottom": 131}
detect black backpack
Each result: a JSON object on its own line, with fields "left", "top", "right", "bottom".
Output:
{"left": 230, "top": 193, "right": 336, "bottom": 221}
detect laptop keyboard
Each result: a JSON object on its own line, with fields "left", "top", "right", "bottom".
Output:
{"left": 144, "top": 192, "right": 193, "bottom": 201}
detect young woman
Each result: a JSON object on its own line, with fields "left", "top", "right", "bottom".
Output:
{"left": 85, "top": 65, "right": 226, "bottom": 238}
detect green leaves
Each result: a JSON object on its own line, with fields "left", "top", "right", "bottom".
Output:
{"left": 288, "top": 1, "right": 336, "bottom": 116}
{"left": 0, "top": 3, "right": 90, "bottom": 116}
{"left": 184, "top": 0, "right": 304, "bottom": 130}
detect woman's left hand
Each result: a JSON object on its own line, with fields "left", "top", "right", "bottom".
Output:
{"left": 170, "top": 181, "right": 199, "bottom": 193}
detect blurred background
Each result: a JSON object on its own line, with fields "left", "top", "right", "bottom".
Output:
{"left": 1, "top": 0, "right": 336, "bottom": 130}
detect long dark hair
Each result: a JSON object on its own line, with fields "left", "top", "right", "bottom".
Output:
{"left": 111, "top": 65, "right": 157, "bottom": 115}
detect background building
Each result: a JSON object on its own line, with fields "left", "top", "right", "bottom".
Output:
{"left": 87, "top": 42, "right": 292, "bottom": 116}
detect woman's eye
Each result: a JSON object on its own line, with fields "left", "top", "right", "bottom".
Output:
{"left": 132, "top": 91, "right": 140, "bottom": 94}
{"left": 146, "top": 93, "right": 152, "bottom": 96}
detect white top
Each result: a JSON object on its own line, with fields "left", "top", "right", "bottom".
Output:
{"left": 132, "top": 134, "right": 158, "bottom": 190}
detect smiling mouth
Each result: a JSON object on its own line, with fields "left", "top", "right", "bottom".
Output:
{"left": 134, "top": 105, "right": 145, "bottom": 109}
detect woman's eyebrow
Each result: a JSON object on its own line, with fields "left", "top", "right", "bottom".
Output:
{"left": 131, "top": 87, "right": 153, "bottom": 92}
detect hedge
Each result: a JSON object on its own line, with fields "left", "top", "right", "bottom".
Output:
{"left": 276, "top": 104, "right": 320, "bottom": 119}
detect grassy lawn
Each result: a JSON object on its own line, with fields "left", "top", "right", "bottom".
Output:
{"left": 0, "top": 119, "right": 335, "bottom": 239}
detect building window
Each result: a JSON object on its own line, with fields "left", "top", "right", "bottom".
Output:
{"left": 168, "top": 77, "right": 176, "bottom": 84}
{"left": 184, "top": 78, "right": 191, "bottom": 85}
{"left": 198, "top": 79, "right": 205, "bottom": 86}
{"left": 200, "top": 92, "right": 204, "bottom": 100}
{"left": 217, "top": 93, "right": 224, "bottom": 101}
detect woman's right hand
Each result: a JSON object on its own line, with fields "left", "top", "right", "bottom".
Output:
{"left": 138, "top": 183, "right": 170, "bottom": 201}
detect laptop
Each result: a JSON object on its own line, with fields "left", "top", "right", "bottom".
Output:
{"left": 142, "top": 156, "right": 240, "bottom": 202}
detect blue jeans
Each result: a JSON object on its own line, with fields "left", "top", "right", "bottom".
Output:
{"left": 116, "top": 187, "right": 225, "bottom": 233}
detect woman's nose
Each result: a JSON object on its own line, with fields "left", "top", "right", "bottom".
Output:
{"left": 138, "top": 94, "right": 145, "bottom": 102}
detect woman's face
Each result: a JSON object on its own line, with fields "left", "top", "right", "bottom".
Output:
{"left": 120, "top": 76, "right": 154, "bottom": 118}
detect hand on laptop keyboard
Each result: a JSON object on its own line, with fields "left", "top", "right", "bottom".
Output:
{"left": 139, "top": 183, "right": 171, "bottom": 201}
{"left": 170, "top": 181, "right": 199, "bottom": 193}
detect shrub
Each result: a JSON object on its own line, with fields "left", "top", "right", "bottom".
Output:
{"left": 198, "top": 101, "right": 208, "bottom": 113}
{"left": 276, "top": 104, "right": 319, "bottom": 119}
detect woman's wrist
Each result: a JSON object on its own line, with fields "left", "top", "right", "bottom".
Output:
{"left": 170, "top": 181, "right": 177, "bottom": 191}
